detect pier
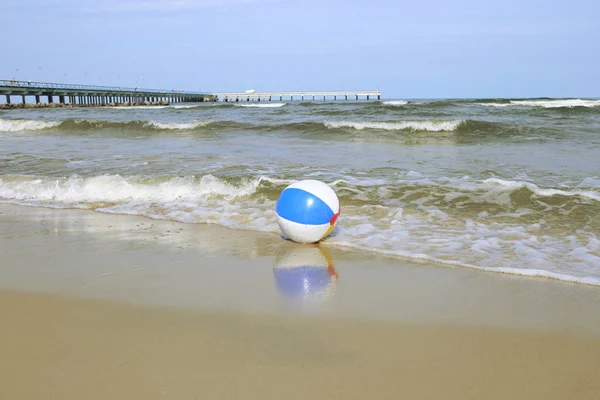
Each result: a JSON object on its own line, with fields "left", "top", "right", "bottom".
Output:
{"left": 0, "top": 79, "right": 215, "bottom": 108}
{"left": 1, "top": 79, "right": 382, "bottom": 108}
{"left": 213, "top": 90, "right": 381, "bottom": 102}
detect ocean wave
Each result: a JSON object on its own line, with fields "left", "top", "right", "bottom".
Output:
{"left": 0, "top": 118, "right": 218, "bottom": 132}
{"left": 0, "top": 174, "right": 274, "bottom": 204}
{"left": 297, "top": 101, "right": 337, "bottom": 106}
{"left": 315, "top": 119, "right": 548, "bottom": 141}
{"left": 236, "top": 103, "right": 287, "bottom": 108}
{"left": 0, "top": 118, "right": 468, "bottom": 134}
{"left": 324, "top": 120, "right": 464, "bottom": 132}
{"left": 170, "top": 104, "right": 199, "bottom": 109}
{"left": 482, "top": 177, "right": 600, "bottom": 202}
{"left": 479, "top": 99, "right": 600, "bottom": 108}
{"left": 68, "top": 119, "right": 215, "bottom": 131}
{"left": 1, "top": 173, "right": 599, "bottom": 286}
{"left": 146, "top": 120, "right": 210, "bottom": 130}
{"left": 0, "top": 119, "right": 62, "bottom": 132}
{"left": 378, "top": 100, "right": 457, "bottom": 109}
{"left": 362, "top": 176, "right": 598, "bottom": 208}
{"left": 382, "top": 100, "right": 408, "bottom": 106}
{"left": 0, "top": 117, "right": 531, "bottom": 140}
{"left": 4, "top": 170, "right": 597, "bottom": 207}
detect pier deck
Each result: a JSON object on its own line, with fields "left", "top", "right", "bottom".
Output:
{"left": 1, "top": 79, "right": 382, "bottom": 107}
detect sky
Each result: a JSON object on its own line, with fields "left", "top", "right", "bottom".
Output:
{"left": 2, "top": 0, "right": 599, "bottom": 98}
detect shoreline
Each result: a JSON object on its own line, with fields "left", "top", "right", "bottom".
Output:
{"left": 0, "top": 200, "right": 597, "bottom": 288}
{"left": 2, "top": 202, "right": 600, "bottom": 398}
{"left": 1, "top": 203, "right": 599, "bottom": 334}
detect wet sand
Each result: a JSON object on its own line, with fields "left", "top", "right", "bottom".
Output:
{"left": 1, "top": 203, "right": 600, "bottom": 399}
{"left": 2, "top": 290, "right": 600, "bottom": 400}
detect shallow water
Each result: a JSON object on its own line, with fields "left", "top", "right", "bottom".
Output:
{"left": 1, "top": 98, "right": 599, "bottom": 284}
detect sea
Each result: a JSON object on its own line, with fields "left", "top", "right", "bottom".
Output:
{"left": 1, "top": 98, "right": 599, "bottom": 285}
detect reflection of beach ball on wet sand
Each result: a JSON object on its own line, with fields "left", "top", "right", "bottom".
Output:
{"left": 273, "top": 245, "right": 338, "bottom": 302}
{"left": 275, "top": 180, "right": 340, "bottom": 243}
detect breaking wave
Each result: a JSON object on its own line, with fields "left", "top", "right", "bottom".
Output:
{"left": 236, "top": 103, "right": 287, "bottom": 108}
{"left": 0, "top": 118, "right": 219, "bottom": 132}
{"left": 382, "top": 100, "right": 409, "bottom": 106}
{"left": 0, "top": 117, "right": 518, "bottom": 139}
{"left": 478, "top": 99, "right": 600, "bottom": 109}
{"left": 2, "top": 172, "right": 600, "bottom": 285}
{"left": 0, "top": 119, "right": 62, "bottom": 132}
{"left": 324, "top": 120, "right": 464, "bottom": 132}
{"left": 1, "top": 172, "right": 599, "bottom": 286}
{"left": 146, "top": 121, "right": 210, "bottom": 130}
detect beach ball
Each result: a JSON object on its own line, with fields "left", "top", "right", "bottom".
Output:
{"left": 275, "top": 180, "right": 340, "bottom": 243}
{"left": 273, "top": 245, "right": 338, "bottom": 302}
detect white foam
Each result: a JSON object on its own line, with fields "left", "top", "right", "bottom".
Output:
{"left": 479, "top": 99, "right": 600, "bottom": 108}
{"left": 324, "top": 120, "right": 463, "bottom": 132}
{"left": 237, "top": 103, "right": 287, "bottom": 108}
{"left": 0, "top": 119, "right": 61, "bottom": 132}
{"left": 146, "top": 120, "right": 210, "bottom": 130}
{"left": 0, "top": 174, "right": 267, "bottom": 204}
{"left": 329, "top": 239, "right": 600, "bottom": 286}
{"left": 514, "top": 99, "right": 600, "bottom": 108}
{"left": 2, "top": 173, "right": 599, "bottom": 287}
{"left": 170, "top": 105, "right": 198, "bottom": 109}
{"left": 383, "top": 100, "right": 408, "bottom": 106}
{"left": 483, "top": 178, "right": 600, "bottom": 202}
{"left": 328, "top": 205, "right": 600, "bottom": 286}
{"left": 476, "top": 103, "right": 511, "bottom": 108}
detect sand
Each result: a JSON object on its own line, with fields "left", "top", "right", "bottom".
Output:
{"left": 1, "top": 203, "right": 600, "bottom": 399}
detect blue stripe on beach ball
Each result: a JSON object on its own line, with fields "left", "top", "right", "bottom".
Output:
{"left": 276, "top": 188, "right": 334, "bottom": 225}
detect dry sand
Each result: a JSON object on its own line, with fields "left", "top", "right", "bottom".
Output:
{"left": 1, "top": 203, "right": 600, "bottom": 399}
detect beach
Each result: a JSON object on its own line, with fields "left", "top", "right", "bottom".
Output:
{"left": 3, "top": 0, "right": 598, "bottom": 396}
{"left": 1, "top": 98, "right": 600, "bottom": 398}
{"left": 1, "top": 203, "right": 600, "bottom": 399}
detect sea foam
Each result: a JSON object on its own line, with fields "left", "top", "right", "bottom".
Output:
{"left": 483, "top": 178, "right": 600, "bottom": 202}
{"left": 382, "top": 100, "right": 408, "bottom": 106}
{"left": 324, "top": 120, "right": 464, "bottom": 132}
{"left": 1, "top": 173, "right": 599, "bottom": 286}
{"left": 237, "top": 103, "right": 287, "bottom": 108}
{"left": 146, "top": 120, "right": 210, "bottom": 130}
{"left": 479, "top": 99, "right": 600, "bottom": 108}
{"left": 0, "top": 119, "right": 61, "bottom": 132}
